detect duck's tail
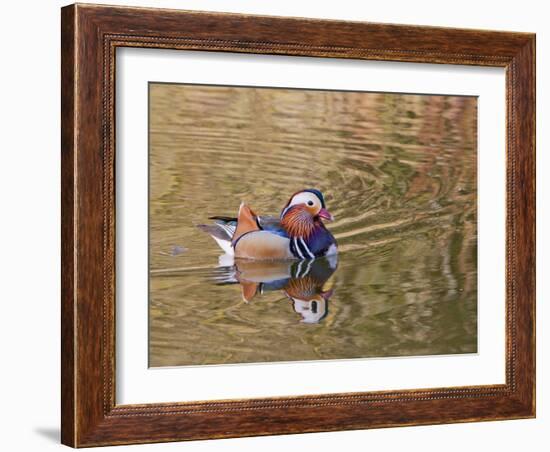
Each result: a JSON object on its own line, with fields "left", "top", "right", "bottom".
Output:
{"left": 196, "top": 219, "right": 237, "bottom": 255}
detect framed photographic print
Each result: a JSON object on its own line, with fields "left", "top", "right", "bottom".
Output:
{"left": 61, "top": 3, "right": 535, "bottom": 447}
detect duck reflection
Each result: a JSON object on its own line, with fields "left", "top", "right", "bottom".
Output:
{"left": 215, "top": 255, "right": 338, "bottom": 324}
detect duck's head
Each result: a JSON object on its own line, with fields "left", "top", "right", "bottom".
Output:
{"left": 280, "top": 189, "right": 334, "bottom": 225}
{"left": 284, "top": 273, "right": 334, "bottom": 324}
{"left": 290, "top": 294, "right": 330, "bottom": 324}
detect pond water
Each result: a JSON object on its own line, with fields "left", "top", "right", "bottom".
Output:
{"left": 148, "top": 83, "right": 478, "bottom": 367}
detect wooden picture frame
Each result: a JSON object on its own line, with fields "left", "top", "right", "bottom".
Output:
{"left": 61, "top": 3, "right": 535, "bottom": 447}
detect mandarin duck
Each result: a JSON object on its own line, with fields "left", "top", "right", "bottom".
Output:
{"left": 215, "top": 255, "right": 337, "bottom": 323}
{"left": 198, "top": 189, "right": 337, "bottom": 260}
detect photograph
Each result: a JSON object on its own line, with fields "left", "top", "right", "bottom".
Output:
{"left": 148, "top": 83, "right": 478, "bottom": 367}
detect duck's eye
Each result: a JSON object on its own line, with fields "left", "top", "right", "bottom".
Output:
{"left": 307, "top": 200, "right": 314, "bottom": 206}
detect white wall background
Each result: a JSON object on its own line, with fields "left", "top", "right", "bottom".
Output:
{"left": 0, "top": 1, "right": 545, "bottom": 450}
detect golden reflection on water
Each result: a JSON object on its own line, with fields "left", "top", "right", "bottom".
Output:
{"left": 148, "top": 83, "right": 477, "bottom": 367}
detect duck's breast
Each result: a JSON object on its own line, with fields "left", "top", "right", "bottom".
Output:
{"left": 307, "top": 227, "right": 337, "bottom": 257}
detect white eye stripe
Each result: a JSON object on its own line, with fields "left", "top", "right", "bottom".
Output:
{"left": 290, "top": 192, "right": 320, "bottom": 208}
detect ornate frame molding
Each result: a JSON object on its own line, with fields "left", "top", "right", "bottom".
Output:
{"left": 61, "top": 4, "right": 535, "bottom": 447}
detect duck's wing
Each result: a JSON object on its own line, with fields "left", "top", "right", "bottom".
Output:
{"left": 207, "top": 214, "right": 287, "bottom": 236}
{"left": 232, "top": 203, "right": 261, "bottom": 246}
{"left": 208, "top": 215, "right": 238, "bottom": 224}
{"left": 257, "top": 215, "right": 289, "bottom": 238}
{"left": 199, "top": 210, "right": 288, "bottom": 256}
